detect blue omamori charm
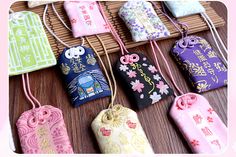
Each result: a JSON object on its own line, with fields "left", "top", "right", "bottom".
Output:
{"left": 58, "top": 45, "right": 111, "bottom": 107}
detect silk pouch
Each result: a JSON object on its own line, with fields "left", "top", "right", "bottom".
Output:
{"left": 16, "top": 105, "right": 73, "bottom": 154}
{"left": 170, "top": 93, "right": 227, "bottom": 153}
{"left": 28, "top": 1, "right": 57, "bottom": 8}
{"left": 91, "top": 105, "right": 154, "bottom": 154}
{"left": 9, "top": 11, "right": 56, "bottom": 76}
{"left": 64, "top": 1, "right": 110, "bottom": 38}
{"left": 58, "top": 45, "right": 111, "bottom": 107}
{"left": 171, "top": 35, "right": 227, "bottom": 93}
{"left": 164, "top": 1, "right": 205, "bottom": 18}
{"left": 118, "top": 0, "right": 170, "bottom": 42}
{"left": 116, "top": 52, "right": 173, "bottom": 109}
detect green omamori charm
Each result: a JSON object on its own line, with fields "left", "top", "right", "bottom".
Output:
{"left": 9, "top": 11, "right": 56, "bottom": 76}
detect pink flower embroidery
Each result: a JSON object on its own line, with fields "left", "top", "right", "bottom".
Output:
{"left": 207, "top": 116, "right": 213, "bottom": 123}
{"left": 193, "top": 114, "right": 203, "bottom": 124}
{"left": 191, "top": 139, "right": 200, "bottom": 147}
{"left": 127, "top": 70, "right": 137, "bottom": 78}
{"left": 148, "top": 65, "right": 157, "bottom": 73}
{"left": 208, "top": 108, "right": 214, "bottom": 114}
{"left": 71, "top": 19, "right": 77, "bottom": 24}
{"left": 131, "top": 80, "right": 144, "bottom": 93}
{"left": 156, "top": 81, "right": 169, "bottom": 94}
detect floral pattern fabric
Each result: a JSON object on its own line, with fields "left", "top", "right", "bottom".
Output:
{"left": 119, "top": 0, "right": 170, "bottom": 42}
{"left": 64, "top": 1, "right": 110, "bottom": 38}
{"left": 16, "top": 105, "right": 74, "bottom": 154}
{"left": 170, "top": 93, "right": 227, "bottom": 153}
{"left": 164, "top": 1, "right": 205, "bottom": 18}
{"left": 171, "top": 35, "right": 227, "bottom": 93}
{"left": 91, "top": 105, "right": 154, "bottom": 154}
{"left": 116, "top": 52, "right": 173, "bottom": 109}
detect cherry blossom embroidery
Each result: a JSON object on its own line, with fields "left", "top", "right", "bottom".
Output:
{"left": 120, "top": 64, "right": 129, "bottom": 72}
{"left": 208, "top": 108, "right": 214, "bottom": 114}
{"left": 207, "top": 116, "right": 213, "bottom": 123}
{"left": 191, "top": 139, "right": 200, "bottom": 147}
{"left": 131, "top": 80, "right": 144, "bottom": 93}
{"left": 150, "top": 92, "right": 161, "bottom": 103}
{"left": 148, "top": 65, "right": 157, "bottom": 73}
{"left": 71, "top": 19, "right": 77, "bottom": 24}
{"left": 156, "top": 81, "right": 169, "bottom": 94}
{"left": 153, "top": 74, "right": 161, "bottom": 81}
{"left": 127, "top": 70, "right": 137, "bottom": 78}
{"left": 193, "top": 114, "right": 203, "bottom": 124}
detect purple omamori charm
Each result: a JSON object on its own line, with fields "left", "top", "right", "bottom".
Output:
{"left": 171, "top": 35, "right": 227, "bottom": 93}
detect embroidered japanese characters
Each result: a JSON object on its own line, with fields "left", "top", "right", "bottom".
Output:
{"left": 119, "top": 0, "right": 170, "bottom": 42}
{"left": 116, "top": 52, "right": 173, "bottom": 109}
{"left": 91, "top": 105, "right": 154, "bottom": 154}
{"left": 171, "top": 36, "right": 227, "bottom": 93}
{"left": 164, "top": 1, "right": 205, "bottom": 18}
{"left": 64, "top": 1, "right": 109, "bottom": 38}
{"left": 58, "top": 46, "right": 111, "bottom": 107}
{"left": 170, "top": 93, "right": 227, "bottom": 153}
{"left": 16, "top": 105, "right": 73, "bottom": 154}
{"left": 9, "top": 11, "right": 56, "bottom": 76}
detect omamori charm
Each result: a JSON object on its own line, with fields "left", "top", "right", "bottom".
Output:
{"left": 171, "top": 35, "right": 227, "bottom": 93}
{"left": 91, "top": 105, "right": 154, "bottom": 154}
{"left": 58, "top": 45, "right": 111, "bottom": 107}
{"left": 16, "top": 105, "right": 73, "bottom": 154}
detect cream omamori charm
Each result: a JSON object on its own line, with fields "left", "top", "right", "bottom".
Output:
{"left": 91, "top": 105, "right": 154, "bottom": 154}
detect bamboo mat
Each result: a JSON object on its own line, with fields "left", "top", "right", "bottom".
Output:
{"left": 10, "top": 1, "right": 225, "bottom": 58}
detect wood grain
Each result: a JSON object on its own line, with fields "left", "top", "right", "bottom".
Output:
{"left": 9, "top": 1, "right": 227, "bottom": 154}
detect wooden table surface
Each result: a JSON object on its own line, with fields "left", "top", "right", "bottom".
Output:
{"left": 9, "top": 1, "right": 227, "bottom": 154}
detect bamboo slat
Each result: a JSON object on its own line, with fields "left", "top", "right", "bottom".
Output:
{"left": 10, "top": 1, "right": 225, "bottom": 58}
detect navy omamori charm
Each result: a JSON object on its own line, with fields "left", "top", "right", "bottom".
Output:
{"left": 171, "top": 35, "right": 227, "bottom": 93}
{"left": 58, "top": 45, "right": 111, "bottom": 107}
{"left": 116, "top": 52, "right": 173, "bottom": 109}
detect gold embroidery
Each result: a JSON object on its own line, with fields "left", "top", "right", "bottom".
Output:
{"left": 131, "top": 63, "right": 155, "bottom": 94}
{"left": 195, "top": 80, "right": 210, "bottom": 92}
{"left": 60, "top": 63, "right": 70, "bottom": 75}
{"left": 183, "top": 60, "right": 207, "bottom": 76}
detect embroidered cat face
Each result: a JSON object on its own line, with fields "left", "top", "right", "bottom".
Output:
{"left": 170, "top": 35, "right": 227, "bottom": 93}
{"left": 58, "top": 45, "right": 111, "bottom": 107}
{"left": 116, "top": 52, "right": 173, "bottom": 109}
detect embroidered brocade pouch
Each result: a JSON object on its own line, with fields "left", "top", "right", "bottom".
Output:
{"left": 9, "top": 11, "right": 56, "bottom": 76}
{"left": 16, "top": 105, "right": 73, "bottom": 154}
{"left": 58, "top": 45, "right": 111, "bottom": 107}
{"left": 118, "top": 0, "right": 170, "bottom": 42}
{"left": 164, "top": 1, "right": 205, "bottom": 18}
{"left": 170, "top": 35, "right": 227, "bottom": 93}
{"left": 170, "top": 93, "right": 227, "bottom": 153}
{"left": 91, "top": 105, "right": 154, "bottom": 154}
{"left": 64, "top": 1, "right": 110, "bottom": 38}
{"left": 116, "top": 52, "right": 173, "bottom": 109}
